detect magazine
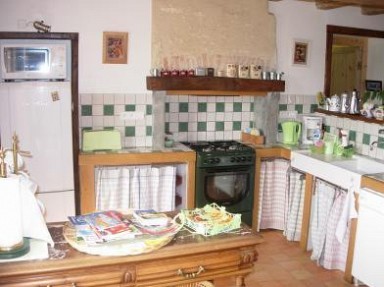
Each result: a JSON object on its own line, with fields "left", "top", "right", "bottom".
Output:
{"left": 68, "top": 210, "right": 142, "bottom": 245}
{"left": 133, "top": 209, "right": 171, "bottom": 226}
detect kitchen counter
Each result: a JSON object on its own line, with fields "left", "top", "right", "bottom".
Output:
{"left": 79, "top": 143, "right": 196, "bottom": 214}
{"left": 361, "top": 173, "right": 384, "bottom": 194}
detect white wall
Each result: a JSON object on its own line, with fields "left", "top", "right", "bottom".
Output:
{"left": 0, "top": 0, "right": 151, "bottom": 93}
{"left": 1, "top": 0, "right": 383, "bottom": 95}
{"left": 269, "top": 0, "right": 384, "bottom": 95}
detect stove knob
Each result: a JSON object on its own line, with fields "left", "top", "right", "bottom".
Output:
{"left": 241, "top": 156, "right": 246, "bottom": 161}
{"left": 236, "top": 157, "right": 241, "bottom": 162}
{"left": 215, "top": 158, "right": 221, "bottom": 164}
{"left": 230, "top": 157, "right": 236, "bottom": 163}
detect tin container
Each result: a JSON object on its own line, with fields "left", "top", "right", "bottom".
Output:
{"left": 226, "top": 64, "right": 237, "bottom": 78}
{"left": 238, "top": 65, "right": 249, "bottom": 78}
{"left": 250, "top": 65, "right": 261, "bottom": 79}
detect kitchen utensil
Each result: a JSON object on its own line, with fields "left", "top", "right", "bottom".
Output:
{"left": 282, "top": 121, "right": 301, "bottom": 145}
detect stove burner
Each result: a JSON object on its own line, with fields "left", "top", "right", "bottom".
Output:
{"left": 182, "top": 140, "right": 253, "bottom": 153}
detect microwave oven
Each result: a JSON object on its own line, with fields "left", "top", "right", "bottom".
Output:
{"left": 0, "top": 41, "right": 68, "bottom": 81}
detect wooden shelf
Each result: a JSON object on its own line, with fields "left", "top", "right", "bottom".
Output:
{"left": 146, "top": 76, "right": 285, "bottom": 96}
{"left": 315, "top": 108, "right": 384, "bottom": 125}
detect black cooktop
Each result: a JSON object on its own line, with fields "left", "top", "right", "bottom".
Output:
{"left": 182, "top": 140, "right": 253, "bottom": 153}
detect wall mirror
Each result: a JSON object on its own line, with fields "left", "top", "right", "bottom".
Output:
{"left": 324, "top": 25, "right": 384, "bottom": 98}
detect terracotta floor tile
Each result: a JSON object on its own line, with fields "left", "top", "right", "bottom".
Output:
{"left": 213, "top": 230, "right": 355, "bottom": 287}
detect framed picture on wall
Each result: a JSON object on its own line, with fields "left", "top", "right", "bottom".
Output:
{"left": 102, "top": 32, "right": 128, "bottom": 64}
{"left": 292, "top": 39, "right": 310, "bottom": 66}
{"left": 365, "top": 80, "right": 382, "bottom": 92}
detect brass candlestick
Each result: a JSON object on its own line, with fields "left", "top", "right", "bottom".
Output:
{"left": 0, "top": 147, "right": 6, "bottom": 178}
{"left": 12, "top": 134, "right": 19, "bottom": 174}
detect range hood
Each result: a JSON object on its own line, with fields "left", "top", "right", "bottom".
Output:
{"left": 147, "top": 76, "right": 285, "bottom": 96}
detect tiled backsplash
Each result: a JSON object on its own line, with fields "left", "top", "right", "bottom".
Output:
{"left": 165, "top": 95, "right": 255, "bottom": 142}
{"left": 79, "top": 93, "right": 154, "bottom": 148}
{"left": 79, "top": 93, "right": 254, "bottom": 148}
{"left": 79, "top": 92, "right": 384, "bottom": 160}
{"left": 277, "top": 94, "right": 384, "bottom": 160}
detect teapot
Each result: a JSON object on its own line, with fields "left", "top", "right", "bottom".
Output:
{"left": 327, "top": 94, "right": 341, "bottom": 112}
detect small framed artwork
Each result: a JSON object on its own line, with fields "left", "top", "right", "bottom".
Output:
{"left": 102, "top": 32, "right": 128, "bottom": 64}
{"left": 365, "top": 80, "right": 382, "bottom": 92}
{"left": 292, "top": 39, "right": 310, "bottom": 66}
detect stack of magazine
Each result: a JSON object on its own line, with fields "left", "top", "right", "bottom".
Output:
{"left": 68, "top": 210, "right": 180, "bottom": 246}
{"left": 68, "top": 210, "right": 142, "bottom": 245}
{"left": 131, "top": 209, "right": 179, "bottom": 236}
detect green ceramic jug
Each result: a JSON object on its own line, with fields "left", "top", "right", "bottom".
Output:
{"left": 282, "top": 121, "right": 301, "bottom": 145}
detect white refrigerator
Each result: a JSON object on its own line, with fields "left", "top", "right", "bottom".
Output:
{"left": 0, "top": 81, "right": 75, "bottom": 222}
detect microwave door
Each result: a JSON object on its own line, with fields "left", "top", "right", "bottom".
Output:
{"left": 4, "top": 47, "right": 49, "bottom": 74}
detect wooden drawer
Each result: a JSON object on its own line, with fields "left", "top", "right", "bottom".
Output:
{"left": 135, "top": 249, "right": 242, "bottom": 287}
{"left": 0, "top": 265, "right": 133, "bottom": 287}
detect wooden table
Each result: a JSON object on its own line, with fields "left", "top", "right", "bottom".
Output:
{"left": 0, "top": 224, "right": 263, "bottom": 287}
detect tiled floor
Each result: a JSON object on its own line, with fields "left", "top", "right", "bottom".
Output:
{"left": 214, "top": 229, "right": 355, "bottom": 287}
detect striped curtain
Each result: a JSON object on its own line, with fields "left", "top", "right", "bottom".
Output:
{"left": 309, "top": 178, "right": 351, "bottom": 272}
{"left": 284, "top": 169, "right": 305, "bottom": 241}
{"left": 95, "top": 165, "right": 176, "bottom": 212}
{"left": 258, "top": 159, "right": 290, "bottom": 231}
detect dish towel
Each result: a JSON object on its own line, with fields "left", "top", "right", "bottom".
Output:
{"left": 335, "top": 186, "right": 358, "bottom": 243}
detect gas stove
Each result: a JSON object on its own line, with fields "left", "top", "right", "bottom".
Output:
{"left": 182, "top": 140, "right": 255, "bottom": 168}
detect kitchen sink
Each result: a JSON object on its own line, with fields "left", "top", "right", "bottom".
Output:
{"left": 331, "top": 155, "right": 384, "bottom": 175}
{"left": 290, "top": 150, "right": 384, "bottom": 190}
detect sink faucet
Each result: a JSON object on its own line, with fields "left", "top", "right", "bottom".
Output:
{"left": 370, "top": 141, "right": 378, "bottom": 151}
{"left": 369, "top": 129, "right": 384, "bottom": 151}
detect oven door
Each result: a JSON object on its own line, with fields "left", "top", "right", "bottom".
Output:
{"left": 196, "top": 165, "right": 254, "bottom": 214}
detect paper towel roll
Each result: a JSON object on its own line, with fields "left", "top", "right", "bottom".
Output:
{"left": 0, "top": 176, "right": 23, "bottom": 249}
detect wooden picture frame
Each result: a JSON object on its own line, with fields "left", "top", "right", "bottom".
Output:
{"left": 365, "top": 80, "right": 382, "bottom": 92}
{"left": 292, "top": 39, "right": 310, "bottom": 66}
{"left": 102, "top": 32, "right": 128, "bottom": 64}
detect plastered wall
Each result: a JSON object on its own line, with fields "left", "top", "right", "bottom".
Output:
{"left": 152, "top": 0, "right": 277, "bottom": 73}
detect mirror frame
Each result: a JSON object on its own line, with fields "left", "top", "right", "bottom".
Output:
{"left": 324, "top": 25, "right": 384, "bottom": 97}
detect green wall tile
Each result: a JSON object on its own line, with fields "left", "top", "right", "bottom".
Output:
{"left": 279, "top": 104, "right": 287, "bottom": 111}
{"left": 363, "top": 133, "right": 370, "bottom": 145}
{"left": 104, "top": 127, "right": 114, "bottom": 130}
{"left": 146, "top": 105, "right": 152, "bottom": 115}
{"left": 125, "top": 104, "right": 136, "bottom": 111}
{"left": 216, "top": 122, "right": 224, "bottom": 131}
{"left": 197, "top": 122, "right": 207, "bottom": 131}
{"left": 310, "top": 104, "right": 318, "bottom": 113}
{"left": 125, "top": 126, "right": 135, "bottom": 137}
{"left": 81, "top": 105, "right": 92, "bottom": 116}
{"left": 233, "top": 103, "right": 242, "bottom": 112}
{"left": 179, "top": 103, "right": 189, "bottom": 113}
{"left": 216, "top": 103, "right": 225, "bottom": 112}
{"left": 179, "top": 122, "right": 188, "bottom": 132}
{"left": 103, "top": 105, "right": 114, "bottom": 115}
{"left": 349, "top": 130, "right": 356, "bottom": 141}
{"left": 165, "top": 123, "right": 170, "bottom": 133}
{"left": 165, "top": 103, "right": 170, "bottom": 113}
{"left": 325, "top": 125, "right": 331, "bottom": 133}
{"left": 250, "top": 103, "right": 254, "bottom": 112}
{"left": 146, "top": 126, "right": 152, "bottom": 136}
{"left": 295, "top": 104, "right": 303, "bottom": 114}
{"left": 233, "top": 121, "right": 242, "bottom": 131}
{"left": 198, "top": 103, "right": 207, "bottom": 112}
{"left": 378, "top": 137, "right": 384, "bottom": 149}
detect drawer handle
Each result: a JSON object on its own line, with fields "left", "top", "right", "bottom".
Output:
{"left": 177, "top": 265, "right": 205, "bottom": 279}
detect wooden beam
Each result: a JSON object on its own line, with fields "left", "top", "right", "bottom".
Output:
{"left": 276, "top": 0, "right": 384, "bottom": 14}
{"left": 315, "top": 0, "right": 348, "bottom": 10}
{"left": 361, "top": 7, "right": 384, "bottom": 15}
